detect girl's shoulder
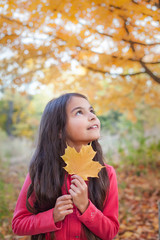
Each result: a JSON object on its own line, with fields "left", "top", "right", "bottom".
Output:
{"left": 104, "top": 164, "right": 117, "bottom": 179}
{"left": 22, "top": 173, "right": 32, "bottom": 188}
{"left": 26, "top": 172, "right": 31, "bottom": 182}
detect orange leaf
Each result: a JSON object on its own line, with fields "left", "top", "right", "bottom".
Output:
{"left": 61, "top": 145, "right": 104, "bottom": 180}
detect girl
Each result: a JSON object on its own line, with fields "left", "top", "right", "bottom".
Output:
{"left": 12, "top": 93, "right": 119, "bottom": 240}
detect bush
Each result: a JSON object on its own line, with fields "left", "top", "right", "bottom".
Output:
{"left": 102, "top": 117, "right": 160, "bottom": 168}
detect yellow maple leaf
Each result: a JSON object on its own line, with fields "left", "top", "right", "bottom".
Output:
{"left": 61, "top": 145, "right": 104, "bottom": 180}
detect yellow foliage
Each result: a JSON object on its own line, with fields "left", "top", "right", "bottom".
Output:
{"left": 0, "top": 0, "right": 160, "bottom": 118}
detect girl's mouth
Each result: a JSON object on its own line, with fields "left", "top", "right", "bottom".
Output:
{"left": 87, "top": 124, "right": 99, "bottom": 130}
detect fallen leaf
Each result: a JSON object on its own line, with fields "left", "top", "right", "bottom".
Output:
{"left": 61, "top": 145, "right": 104, "bottom": 180}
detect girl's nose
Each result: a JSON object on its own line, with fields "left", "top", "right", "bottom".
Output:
{"left": 88, "top": 112, "right": 96, "bottom": 121}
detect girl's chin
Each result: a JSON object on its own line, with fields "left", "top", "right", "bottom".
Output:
{"left": 86, "top": 136, "right": 100, "bottom": 143}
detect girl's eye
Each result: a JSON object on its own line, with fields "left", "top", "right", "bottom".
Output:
{"left": 90, "top": 109, "right": 96, "bottom": 114}
{"left": 76, "top": 110, "right": 83, "bottom": 115}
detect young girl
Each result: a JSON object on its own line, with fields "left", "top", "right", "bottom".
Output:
{"left": 12, "top": 93, "right": 119, "bottom": 240}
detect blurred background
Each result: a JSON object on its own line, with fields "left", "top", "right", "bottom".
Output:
{"left": 0, "top": 0, "right": 160, "bottom": 239}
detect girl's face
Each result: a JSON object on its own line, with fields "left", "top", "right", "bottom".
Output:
{"left": 65, "top": 96, "right": 100, "bottom": 152}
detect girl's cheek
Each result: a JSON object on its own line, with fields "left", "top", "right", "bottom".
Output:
{"left": 97, "top": 118, "right": 101, "bottom": 128}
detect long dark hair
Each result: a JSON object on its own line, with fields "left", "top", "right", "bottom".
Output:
{"left": 26, "top": 93, "right": 110, "bottom": 240}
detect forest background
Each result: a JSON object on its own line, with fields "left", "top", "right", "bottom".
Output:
{"left": 0, "top": 0, "right": 160, "bottom": 239}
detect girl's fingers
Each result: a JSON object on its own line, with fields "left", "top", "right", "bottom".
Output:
{"left": 70, "top": 183, "right": 80, "bottom": 193}
{"left": 69, "top": 188, "right": 76, "bottom": 197}
{"left": 56, "top": 195, "right": 73, "bottom": 204}
{"left": 57, "top": 199, "right": 73, "bottom": 207}
{"left": 53, "top": 206, "right": 73, "bottom": 222}
{"left": 58, "top": 194, "right": 72, "bottom": 201}
{"left": 71, "top": 176, "right": 87, "bottom": 193}
{"left": 59, "top": 203, "right": 73, "bottom": 211}
{"left": 71, "top": 175, "right": 85, "bottom": 185}
{"left": 62, "top": 209, "right": 73, "bottom": 216}
{"left": 70, "top": 179, "right": 82, "bottom": 189}
{"left": 53, "top": 194, "right": 74, "bottom": 223}
{"left": 71, "top": 176, "right": 87, "bottom": 192}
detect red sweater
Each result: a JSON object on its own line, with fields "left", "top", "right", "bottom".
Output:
{"left": 12, "top": 164, "right": 119, "bottom": 240}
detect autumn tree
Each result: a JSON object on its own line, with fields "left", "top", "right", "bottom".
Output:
{"left": 0, "top": 0, "right": 160, "bottom": 120}
{"left": 0, "top": 90, "right": 46, "bottom": 138}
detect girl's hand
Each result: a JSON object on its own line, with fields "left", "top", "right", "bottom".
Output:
{"left": 69, "top": 175, "right": 89, "bottom": 214}
{"left": 53, "top": 195, "right": 73, "bottom": 223}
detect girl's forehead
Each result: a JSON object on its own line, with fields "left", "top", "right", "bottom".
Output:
{"left": 67, "top": 96, "right": 90, "bottom": 110}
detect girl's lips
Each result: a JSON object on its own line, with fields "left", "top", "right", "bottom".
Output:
{"left": 87, "top": 124, "right": 99, "bottom": 130}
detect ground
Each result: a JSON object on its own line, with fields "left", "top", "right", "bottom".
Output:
{"left": 0, "top": 160, "right": 160, "bottom": 240}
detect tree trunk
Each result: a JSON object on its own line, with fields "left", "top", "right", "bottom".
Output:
{"left": 6, "top": 100, "right": 13, "bottom": 136}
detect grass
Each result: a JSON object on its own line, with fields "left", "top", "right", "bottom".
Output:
{"left": 0, "top": 129, "right": 33, "bottom": 162}
{"left": 0, "top": 180, "right": 10, "bottom": 220}
{"left": 0, "top": 130, "right": 32, "bottom": 239}
{"left": 0, "top": 161, "right": 13, "bottom": 222}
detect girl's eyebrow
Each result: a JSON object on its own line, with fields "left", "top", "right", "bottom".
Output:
{"left": 71, "top": 106, "right": 93, "bottom": 113}
{"left": 71, "top": 106, "right": 83, "bottom": 113}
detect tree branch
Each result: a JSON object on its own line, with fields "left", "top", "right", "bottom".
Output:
{"left": 1, "top": 13, "right": 159, "bottom": 48}
{"left": 110, "top": 2, "right": 160, "bottom": 18}
{"left": 121, "top": 15, "right": 160, "bottom": 84}
{"left": 76, "top": 45, "right": 160, "bottom": 65}
{"left": 140, "top": 61, "right": 160, "bottom": 84}
{"left": 80, "top": 63, "right": 145, "bottom": 77}
{"left": 0, "top": 14, "right": 34, "bottom": 29}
